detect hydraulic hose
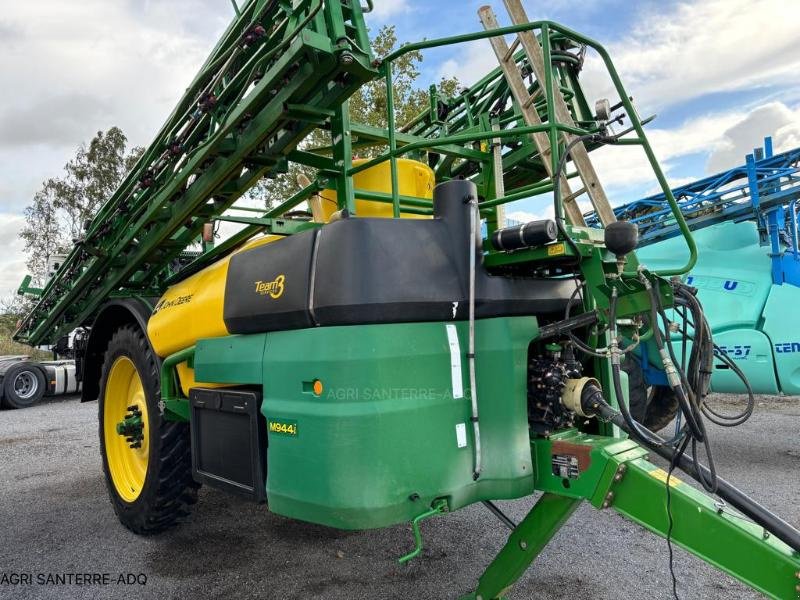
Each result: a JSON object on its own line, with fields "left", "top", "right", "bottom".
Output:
{"left": 609, "top": 287, "right": 664, "bottom": 446}
{"left": 587, "top": 395, "right": 800, "bottom": 553}
{"left": 642, "top": 277, "right": 705, "bottom": 441}
{"left": 644, "top": 278, "right": 721, "bottom": 491}
{"left": 702, "top": 346, "right": 755, "bottom": 427}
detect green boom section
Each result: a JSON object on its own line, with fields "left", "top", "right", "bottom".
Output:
{"left": 195, "top": 317, "right": 538, "bottom": 529}
{"left": 16, "top": 0, "right": 376, "bottom": 345}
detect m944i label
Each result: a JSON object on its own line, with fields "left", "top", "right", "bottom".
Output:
{"left": 268, "top": 419, "right": 298, "bottom": 437}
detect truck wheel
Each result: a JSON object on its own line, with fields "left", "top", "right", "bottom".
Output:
{"left": 98, "top": 325, "right": 198, "bottom": 534}
{"left": 642, "top": 386, "right": 680, "bottom": 433}
{"left": 1, "top": 363, "right": 46, "bottom": 409}
{"left": 621, "top": 356, "right": 678, "bottom": 433}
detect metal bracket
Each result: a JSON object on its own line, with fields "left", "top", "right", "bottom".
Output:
{"left": 398, "top": 499, "right": 448, "bottom": 564}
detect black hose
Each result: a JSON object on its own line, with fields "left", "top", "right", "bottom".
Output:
{"left": 646, "top": 285, "right": 705, "bottom": 440}
{"left": 648, "top": 281, "right": 719, "bottom": 492}
{"left": 565, "top": 281, "right": 607, "bottom": 357}
{"left": 702, "top": 346, "right": 755, "bottom": 427}
{"left": 609, "top": 288, "right": 664, "bottom": 446}
{"left": 667, "top": 292, "right": 754, "bottom": 427}
{"left": 590, "top": 399, "right": 800, "bottom": 553}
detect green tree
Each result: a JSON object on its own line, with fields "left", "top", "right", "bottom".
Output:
{"left": 21, "top": 127, "right": 144, "bottom": 285}
{"left": 247, "top": 25, "right": 459, "bottom": 210}
{"left": 0, "top": 296, "right": 21, "bottom": 337}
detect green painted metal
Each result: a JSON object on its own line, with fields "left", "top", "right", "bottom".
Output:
{"left": 16, "top": 275, "right": 42, "bottom": 297}
{"left": 13, "top": 5, "right": 799, "bottom": 597}
{"left": 460, "top": 493, "right": 581, "bottom": 600}
{"left": 374, "top": 20, "right": 697, "bottom": 275}
{"left": 115, "top": 409, "right": 144, "bottom": 446}
{"left": 460, "top": 431, "right": 800, "bottom": 599}
{"left": 16, "top": 0, "right": 376, "bottom": 345}
{"left": 160, "top": 345, "right": 195, "bottom": 422}
{"left": 194, "top": 334, "right": 267, "bottom": 384}
{"left": 331, "top": 101, "right": 356, "bottom": 215}
{"left": 398, "top": 499, "right": 449, "bottom": 564}
{"left": 525, "top": 431, "right": 800, "bottom": 600}
{"left": 211, "top": 215, "right": 321, "bottom": 234}
{"left": 257, "top": 317, "right": 537, "bottom": 529}
{"left": 16, "top": 9, "right": 699, "bottom": 347}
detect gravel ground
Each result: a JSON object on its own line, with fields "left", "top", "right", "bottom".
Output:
{"left": 0, "top": 393, "right": 797, "bottom": 600}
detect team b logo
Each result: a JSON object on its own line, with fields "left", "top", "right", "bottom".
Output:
{"left": 254, "top": 275, "right": 285, "bottom": 299}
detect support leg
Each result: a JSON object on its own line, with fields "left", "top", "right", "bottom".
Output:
{"left": 461, "top": 493, "right": 581, "bottom": 600}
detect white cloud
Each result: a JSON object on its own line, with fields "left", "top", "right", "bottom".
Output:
{"left": 0, "top": 214, "right": 27, "bottom": 298}
{"left": 507, "top": 208, "right": 552, "bottom": 224}
{"left": 433, "top": 0, "right": 800, "bottom": 205}
{"left": 506, "top": 200, "right": 591, "bottom": 225}
{"left": 0, "top": 1, "right": 231, "bottom": 296}
{"left": 0, "top": 2, "right": 227, "bottom": 152}
{"left": 706, "top": 102, "right": 800, "bottom": 172}
{"left": 583, "top": 99, "right": 800, "bottom": 201}
{"left": 579, "top": 0, "right": 800, "bottom": 113}
{"left": 587, "top": 108, "right": 747, "bottom": 199}
{"left": 437, "top": 39, "right": 497, "bottom": 86}
{"left": 370, "top": 0, "right": 411, "bottom": 21}
{"left": 440, "top": 1, "right": 800, "bottom": 116}
{"left": 3, "top": 1, "right": 800, "bottom": 298}
{"left": 505, "top": 98, "right": 798, "bottom": 218}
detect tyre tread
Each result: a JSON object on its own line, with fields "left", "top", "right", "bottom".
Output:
{"left": 99, "top": 325, "right": 199, "bottom": 535}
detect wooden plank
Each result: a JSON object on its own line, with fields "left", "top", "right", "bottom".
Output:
{"left": 502, "top": 0, "right": 616, "bottom": 226}
{"left": 491, "top": 121, "right": 507, "bottom": 227}
{"left": 478, "top": 6, "right": 586, "bottom": 226}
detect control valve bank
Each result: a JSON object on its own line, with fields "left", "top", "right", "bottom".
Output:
{"left": 605, "top": 138, "right": 800, "bottom": 398}
{"left": 14, "top": 1, "right": 800, "bottom": 598}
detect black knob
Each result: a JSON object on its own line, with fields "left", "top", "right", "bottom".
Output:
{"left": 604, "top": 221, "right": 638, "bottom": 257}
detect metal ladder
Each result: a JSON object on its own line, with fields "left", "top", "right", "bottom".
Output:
{"left": 479, "top": 1, "right": 616, "bottom": 227}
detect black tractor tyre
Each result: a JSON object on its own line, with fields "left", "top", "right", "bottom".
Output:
{"left": 98, "top": 324, "right": 199, "bottom": 535}
{"left": 621, "top": 356, "right": 679, "bottom": 433}
{"left": 1, "top": 363, "right": 46, "bottom": 409}
{"left": 645, "top": 386, "right": 681, "bottom": 433}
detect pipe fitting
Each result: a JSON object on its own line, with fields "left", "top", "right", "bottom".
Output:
{"left": 562, "top": 377, "right": 602, "bottom": 417}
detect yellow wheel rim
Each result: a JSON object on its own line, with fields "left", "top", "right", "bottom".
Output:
{"left": 103, "top": 356, "right": 150, "bottom": 502}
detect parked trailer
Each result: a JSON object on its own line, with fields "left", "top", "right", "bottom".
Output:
{"left": 0, "top": 356, "right": 80, "bottom": 409}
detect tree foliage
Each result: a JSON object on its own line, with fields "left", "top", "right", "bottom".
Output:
{"left": 247, "top": 25, "right": 459, "bottom": 210}
{"left": 20, "top": 127, "right": 143, "bottom": 285}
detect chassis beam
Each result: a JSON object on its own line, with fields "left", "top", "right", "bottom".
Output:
{"left": 463, "top": 431, "right": 800, "bottom": 599}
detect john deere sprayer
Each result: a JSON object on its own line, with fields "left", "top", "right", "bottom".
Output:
{"left": 15, "top": 1, "right": 800, "bottom": 597}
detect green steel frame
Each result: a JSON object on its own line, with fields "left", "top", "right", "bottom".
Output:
{"left": 463, "top": 432, "right": 800, "bottom": 599}
{"left": 16, "top": 8, "right": 697, "bottom": 345}
{"left": 16, "top": 0, "right": 377, "bottom": 345}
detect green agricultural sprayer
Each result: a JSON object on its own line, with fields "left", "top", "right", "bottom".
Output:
{"left": 15, "top": 1, "right": 800, "bottom": 597}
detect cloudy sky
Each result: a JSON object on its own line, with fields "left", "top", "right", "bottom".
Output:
{"left": 1, "top": 0, "right": 799, "bottom": 297}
